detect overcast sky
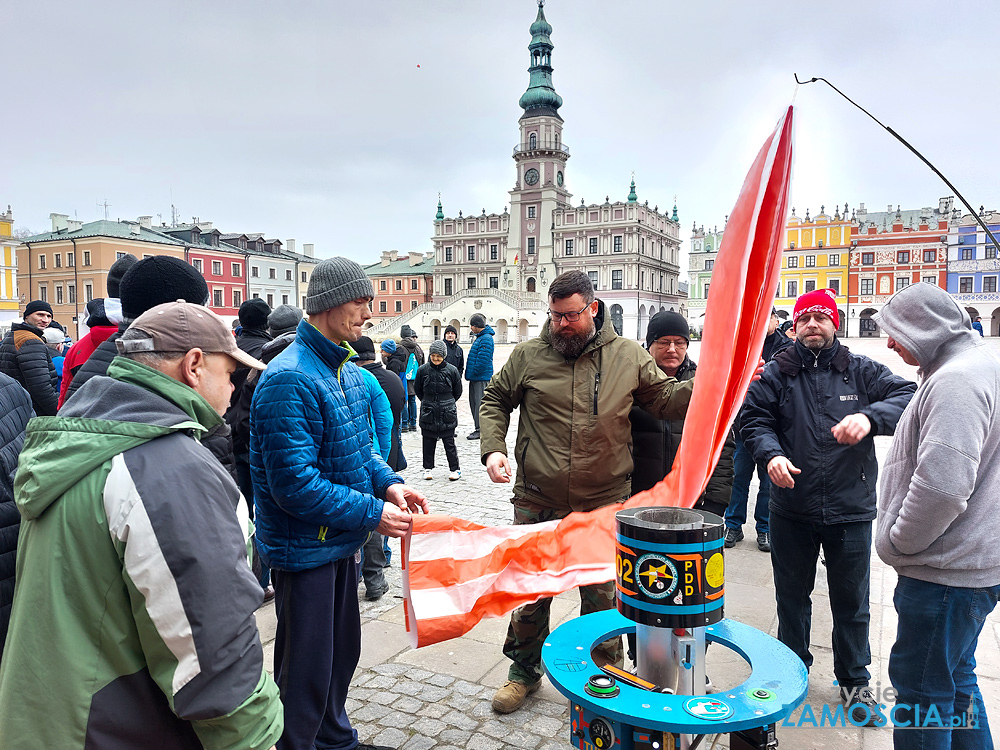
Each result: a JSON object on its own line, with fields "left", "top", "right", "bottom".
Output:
{"left": 5, "top": 0, "right": 998, "bottom": 266}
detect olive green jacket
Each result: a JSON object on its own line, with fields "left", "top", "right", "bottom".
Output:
{"left": 480, "top": 301, "right": 694, "bottom": 512}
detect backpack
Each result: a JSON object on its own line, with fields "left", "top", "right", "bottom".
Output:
{"left": 405, "top": 353, "right": 418, "bottom": 381}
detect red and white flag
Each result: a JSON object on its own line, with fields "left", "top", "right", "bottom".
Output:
{"left": 403, "top": 107, "right": 795, "bottom": 649}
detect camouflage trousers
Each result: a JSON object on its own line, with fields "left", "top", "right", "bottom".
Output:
{"left": 503, "top": 498, "right": 623, "bottom": 685}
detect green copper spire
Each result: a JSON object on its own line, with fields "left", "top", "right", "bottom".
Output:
{"left": 435, "top": 194, "right": 444, "bottom": 221}
{"left": 628, "top": 176, "right": 637, "bottom": 203}
{"left": 518, "top": 1, "right": 563, "bottom": 117}
{"left": 672, "top": 203, "right": 678, "bottom": 222}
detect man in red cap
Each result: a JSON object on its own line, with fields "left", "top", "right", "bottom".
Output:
{"left": 740, "top": 288, "right": 916, "bottom": 726}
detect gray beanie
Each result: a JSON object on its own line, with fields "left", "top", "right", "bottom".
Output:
{"left": 429, "top": 339, "right": 447, "bottom": 358}
{"left": 470, "top": 313, "right": 487, "bottom": 328}
{"left": 305, "top": 257, "right": 374, "bottom": 314}
{"left": 268, "top": 304, "right": 303, "bottom": 336}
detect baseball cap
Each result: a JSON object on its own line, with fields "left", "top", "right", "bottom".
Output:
{"left": 116, "top": 301, "right": 265, "bottom": 370}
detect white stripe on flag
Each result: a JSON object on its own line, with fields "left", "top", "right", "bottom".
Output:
{"left": 408, "top": 519, "right": 562, "bottom": 562}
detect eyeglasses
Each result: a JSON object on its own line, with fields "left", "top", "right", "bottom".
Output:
{"left": 547, "top": 304, "right": 592, "bottom": 323}
{"left": 651, "top": 338, "right": 688, "bottom": 351}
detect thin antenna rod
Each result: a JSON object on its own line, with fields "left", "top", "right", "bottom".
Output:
{"left": 794, "top": 74, "right": 999, "bottom": 249}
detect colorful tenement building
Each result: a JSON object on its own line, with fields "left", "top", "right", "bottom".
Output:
{"left": 365, "top": 250, "right": 434, "bottom": 327}
{"left": 948, "top": 209, "right": 1000, "bottom": 336}
{"left": 686, "top": 222, "right": 725, "bottom": 331}
{"left": 0, "top": 206, "right": 21, "bottom": 326}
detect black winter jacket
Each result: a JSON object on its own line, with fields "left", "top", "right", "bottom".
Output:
{"left": 225, "top": 328, "right": 272, "bottom": 453}
{"left": 0, "top": 324, "right": 58, "bottom": 416}
{"left": 629, "top": 356, "right": 734, "bottom": 513}
{"left": 741, "top": 339, "right": 916, "bottom": 525}
{"left": 414, "top": 360, "right": 462, "bottom": 438}
{"left": 235, "top": 333, "right": 296, "bottom": 455}
{"left": 362, "top": 360, "right": 406, "bottom": 471}
{"left": 761, "top": 328, "right": 793, "bottom": 364}
{"left": 444, "top": 340, "right": 464, "bottom": 378}
{"left": 0, "top": 373, "right": 35, "bottom": 662}
{"left": 61, "top": 327, "right": 124, "bottom": 406}
{"left": 385, "top": 348, "right": 407, "bottom": 376}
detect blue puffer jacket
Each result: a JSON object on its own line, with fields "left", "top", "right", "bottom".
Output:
{"left": 250, "top": 320, "right": 402, "bottom": 571}
{"left": 466, "top": 325, "right": 495, "bottom": 382}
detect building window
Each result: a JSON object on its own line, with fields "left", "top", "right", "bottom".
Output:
{"left": 444, "top": 278, "right": 453, "bottom": 296}
{"left": 896, "top": 277, "right": 910, "bottom": 291}
{"left": 395, "top": 279, "right": 403, "bottom": 291}
{"left": 923, "top": 249, "right": 937, "bottom": 262}
{"left": 445, "top": 247, "right": 453, "bottom": 262}
{"left": 704, "top": 283, "right": 710, "bottom": 297}
{"left": 897, "top": 251, "right": 910, "bottom": 264}
{"left": 829, "top": 254, "right": 840, "bottom": 266}
{"left": 38, "top": 255, "right": 46, "bottom": 270}
{"left": 860, "top": 278, "right": 874, "bottom": 295}
{"left": 613, "top": 236, "right": 622, "bottom": 253}
{"left": 411, "top": 279, "right": 418, "bottom": 290}
{"left": 251, "top": 266, "right": 259, "bottom": 278}
{"left": 282, "top": 294, "right": 289, "bottom": 305}
{"left": 67, "top": 252, "right": 75, "bottom": 267}
{"left": 212, "top": 261, "right": 222, "bottom": 276}
{"left": 302, "top": 295, "right": 307, "bottom": 307}
{"left": 786, "top": 280, "right": 797, "bottom": 297}
{"left": 961, "top": 248, "right": 973, "bottom": 261}
{"left": 861, "top": 252, "right": 874, "bottom": 265}
{"left": 923, "top": 276, "right": 936, "bottom": 285}
{"left": 84, "top": 251, "right": 91, "bottom": 266}
{"left": 612, "top": 270, "right": 623, "bottom": 290}
{"left": 959, "top": 277, "right": 973, "bottom": 294}
{"left": 233, "top": 290, "right": 242, "bottom": 307}
{"left": 269, "top": 268, "right": 276, "bottom": 279}
{"left": 468, "top": 245, "right": 476, "bottom": 261}
{"left": 705, "top": 260, "right": 714, "bottom": 270}
{"left": 301, "top": 271, "right": 308, "bottom": 282}
{"left": 804, "top": 280, "right": 816, "bottom": 293}
{"left": 411, "top": 300, "right": 418, "bottom": 310}
{"left": 489, "top": 276, "right": 499, "bottom": 289}
{"left": 379, "top": 300, "right": 387, "bottom": 313}
{"left": 828, "top": 278, "right": 840, "bottom": 295}
{"left": 192, "top": 258, "right": 203, "bottom": 273}
{"left": 987, "top": 245, "right": 998, "bottom": 260}
{"left": 590, "top": 237, "right": 598, "bottom": 254}
{"left": 527, "top": 206, "right": 536, "bottom": 219}
{"left": 56, "top": 286, "right": 64, "bottom": 305}
{"left": 55, "top": 254, "right": 62, "bottom": 268}
{"left": 395, "top": 300, "right": 402, "bottom": 312}
{"left": 39, "top": 285, "right": 47, "bottom": 302}
{"left": 490, "top": 244, "right": 498, "bottom": 260}
{"left": 68, "top": 284, "right": 76, "bottom": 304}
{"left": 467, "top": 277, "right": 477, "bottom": 289}
{"left": 787, "top": 256, "right": 798, "bottom": 268}
{"left": 527, "top": 238, "right": 535, "bottom": 255}
{"left": 565, "top": 239, "right": 574, "bottom": 256}
{"left": 805, "top": 255, "right": 816, "bottom": 267}
{"left": 588, "top": 270, "right": 598, "bottom": 289}
{"left": 984, "top": 276, "right": 998, "bottom": 293}
{"left": 117, "top": 252, "right": 127, "bottom": 260}
{"left": 285, "top": 269, "right": 292, "bottom": 281}
{"left": 232, "top": 263, "right": 241, "bottom": 277}
{"left": 213, "top": 289, "right": 223, "bottom": 307}
{"left": 266, "top": 294, "right": 274, "bottom": 307}
{"left": 380, "top": 280, "right": 387, "bottom": 291}
{"left": 529, "top": 133, "right": 537, "bottom": 150}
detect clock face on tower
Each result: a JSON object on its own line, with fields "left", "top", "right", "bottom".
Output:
{"left": 524, "top": 168, "right": 539, "bottom": 186}
{"left": 557, "top": 171, "right": 564, "bottom": 186}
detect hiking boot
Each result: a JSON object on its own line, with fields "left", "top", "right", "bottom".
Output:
{"left": 757, "top": 532, "right": 771, "bottom": 553}
{"left": 467, "top": 430, "right": 480, "bottom": 440}
{"left": 423, "top": 470, "right": 433, "bottom": 480}
{"left": 724, "top": 527, "right": 743, "bottom": 548}
{"left": 365, "top": 583, "right": 389, "bottom": 601}
{"left": 842, "top": 686, "right": 880, "bottom": 728}
{"left": 491, "top": 679, "right": 540, "bottom": 714}
{"left": 449, "top": 470, "right": 462, "bottom": 481}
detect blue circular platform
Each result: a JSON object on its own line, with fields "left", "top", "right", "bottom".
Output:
{"left": 542, "top": 609, "right": 808, "bottom": 735}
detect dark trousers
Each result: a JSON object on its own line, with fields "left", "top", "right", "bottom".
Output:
{"left": 889, "top": 576, "right": 998, "bottom": 749}
{"left": 769, "top": 513, "right": 872, "bottom": 688}
{"left": 422, "top": 435, "right": 459, "bottom": 471}
{"left": 405, "top": 391, "right": 417, "bottom": 428}
{"left": 724, "top": 438, "right": 770, "bottom": 533}
{"left": 235, "top": 452, "right": 255, "bottom": 520}
{"left": 360, "top": 532, "right": 387, "bottom": 595}
{"left": 468, "top": 380, "right": 486, "bottom": 430}
{"left": 272, "top": 558, "right": 361, "bottom": 750}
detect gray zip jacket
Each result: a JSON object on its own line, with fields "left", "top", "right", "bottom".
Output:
{"left": 873, "top": 283, "right": 1000, "bottom": 588}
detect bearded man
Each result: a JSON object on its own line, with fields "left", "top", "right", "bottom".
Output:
{"left": 479, "top": 270, "right": 695, "bottom": 714}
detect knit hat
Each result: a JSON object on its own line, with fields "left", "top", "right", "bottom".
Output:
{"left": 24, "top": 300, "right": 52, "bottom": 318}
{"left": 380, "top": 339, "right": 397, "bottom": 353}
{"left": 469, "top": 313, "right": 486, "bottom": 329}
{"left": 107, "top": 253, "right": 138, "bottom": 298}
{"left": 429, "top": 340, "right": 447, "bottom": 358}
{"left": 792, "top": 288, "right": 839, "bottom": 329}
{"left": 119, "top": 255, "right": 210, "bottom": 321}
{"left": 401, "top": 324, "right": 416, "bottom": 338}
{"left": 268, "top": 304, "right": 303, "bottom": 336}
{"left": 645, "top": 311, "right": 690, "bottom": 346}
{"left": 353, "top": 335, "right": 376, "bottom": 360}
{"left": 305, "top": 257, "right": 373, "bottom": 314}
{"left": 239, "top": 298, "right": 271, "bottom": 329}
{"left": 444, "top": 325, "right": 458, "bottom": 337}
{"left": 83, "top": 298, "right": 114, "bottom": 328}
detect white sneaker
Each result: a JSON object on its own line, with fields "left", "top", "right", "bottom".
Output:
{"left": 449, "top": 470, "right": 462, "bottom": 481}
{"left": 423, "top": 470, "right": 433, "bottom": 480}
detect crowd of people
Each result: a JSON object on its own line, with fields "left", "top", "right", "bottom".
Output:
{"left": 0, "top": 257, "right": 995, "bottom": 750}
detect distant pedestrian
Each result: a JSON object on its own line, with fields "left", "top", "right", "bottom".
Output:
{"left": 398, "top": 325, "right": 424, "bottom": 432}
{"left": 972, "top": 315, "right": 984, "bottom": 337}
{"left": 42, "top": 328, "right": 67, "bottom": 394}
{"left": 415, "top": 339, "right": 463, "bottom": 481}
{"left": 0, "top": 300, "right": 58, "bottom": 416}
{"left": 465, "top": 313, "right": 494, "bottom": 440}
{"left": 443, "top": 325, "right": 464, "bottom": 377}
{"left": 58, "top": 298, "right": 122, "bottom": 407}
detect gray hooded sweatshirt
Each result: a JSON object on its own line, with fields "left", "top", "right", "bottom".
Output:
{"left": 873, "top": 283, "right": 1000, "bottom": 588}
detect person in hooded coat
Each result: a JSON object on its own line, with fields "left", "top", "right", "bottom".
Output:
{"left": 414, "top": 339, "right": 462, "bottom": 481}
{"left": 58, "top": 298, "right": 122, "bottom": 408}
{"left": 442, "top": 325, "right": 464, "bottom": 377}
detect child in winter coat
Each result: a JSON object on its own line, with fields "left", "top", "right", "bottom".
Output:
{"left": 414, "top": 339, "right": 463, "bottom": 480}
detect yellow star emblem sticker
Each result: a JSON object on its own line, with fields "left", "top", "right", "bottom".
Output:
{"left": 641, "top": 564, "right": 669, "bottom": 587}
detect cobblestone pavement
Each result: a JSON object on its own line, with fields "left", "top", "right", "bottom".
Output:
{"left": 256, "top": 338, "right": 1000, "bottom": 749}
